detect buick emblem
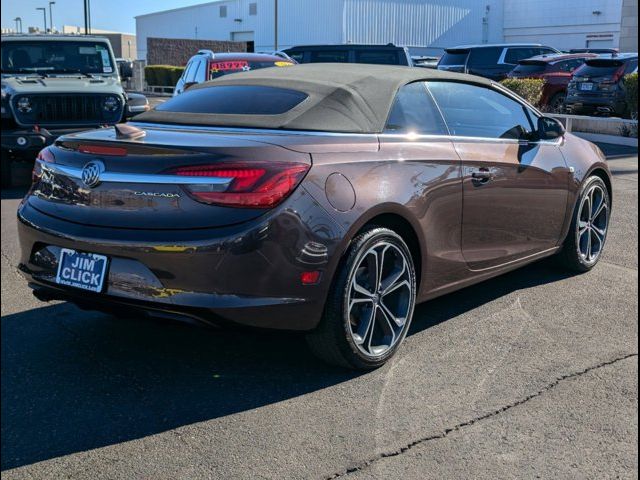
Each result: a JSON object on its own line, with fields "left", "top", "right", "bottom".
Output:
{"left": 81, "top": 160, "right": 105, "bottom": 188}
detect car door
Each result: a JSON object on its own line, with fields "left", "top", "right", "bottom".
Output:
{"left": 427, "top": 81, "right": 570, "bottom": 271}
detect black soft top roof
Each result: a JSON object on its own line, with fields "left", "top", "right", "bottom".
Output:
{"left": 136, "top": 63, "right": 492, "bottom": 133}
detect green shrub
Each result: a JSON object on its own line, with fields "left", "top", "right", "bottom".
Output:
{"left": 623, "top": 73, "right": 638, "bottom": 119}
{"left": 144, "top": 65, "right": 185, "bottom": 87}
{"left": 143, "top": 65, "right": 157, "bottom": 86}
{"left": 499, "top": 78, "right": 545, "bottom": 107}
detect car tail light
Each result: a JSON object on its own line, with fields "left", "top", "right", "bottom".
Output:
{"left": 168, "top": 161, "right": 310, "bottom": 208}
{"left": 33, "top": 147, "right": 55, "bottom": 182}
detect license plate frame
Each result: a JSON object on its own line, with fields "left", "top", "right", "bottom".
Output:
{"left": 55, "top": 248, "right": 109, "bottom": 293}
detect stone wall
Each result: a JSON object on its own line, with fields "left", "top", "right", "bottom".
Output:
{"left": 147, "top": 37, "right": 247, "bottom": 66}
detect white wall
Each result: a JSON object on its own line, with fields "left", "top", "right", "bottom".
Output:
{"left": 254, "top": 0, "right": 503, "bottom": 53}
{"left": 254, "top": 0, "right": 345, "bottom": 51}
{"left": 136, "top": 0, "right": 259, "bottom": 60}
{"left": 503, "top": 0, "right": 623, "bottom": 50}
{"left": 136, "top": 0, "right": 628, "bottom": 62}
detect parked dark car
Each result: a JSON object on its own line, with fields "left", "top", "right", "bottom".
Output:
{"left": 437, "top": 43, "right": 560, "bottom": 81}
{"left": 282, "top": 43, "right": 412, "bottom": 66}
{"left": 565, "top": 53, "right": 638, "bottom": 116}
{"left": 508, "top": 53, "right": 598, "bottom": 111}
{"left": 174, "top": 51, "right": 295, "bottom": 95}
{"left": 19, "top": 64, "right": 612, "bottom": 369}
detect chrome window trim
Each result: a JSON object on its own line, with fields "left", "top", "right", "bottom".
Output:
{"left": 38, "top": 160, "right": 233, "bottom": 187}
{"left": 130, "top": 122, "right": 380, "bottom": 138}
{"left": 129, "top": 123, "right": 562, "bottom": 146}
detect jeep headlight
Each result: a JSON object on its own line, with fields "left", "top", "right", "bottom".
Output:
{"left": 103, "top": 96, "right": 120, "bottom": 112}
{"left": 16, "top": 96, "right": 32, "bottom": 113}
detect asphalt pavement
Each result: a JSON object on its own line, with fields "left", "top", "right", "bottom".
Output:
{"left": 1, "top": 149, "right": 637, "bottom": 479}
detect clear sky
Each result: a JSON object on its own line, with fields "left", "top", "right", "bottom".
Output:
{"left": 1, "top": 0, "right": 210, "bottom": 34}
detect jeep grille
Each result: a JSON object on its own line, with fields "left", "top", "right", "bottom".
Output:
{"left": 11, "top": 94, "right": 123, "bottom": 127}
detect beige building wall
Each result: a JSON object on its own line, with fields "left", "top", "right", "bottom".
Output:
{"left": 619, "top": 0, "right": 638, "bottom": 51}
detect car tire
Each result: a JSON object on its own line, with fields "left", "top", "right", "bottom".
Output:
{"left": 549, "top": 92, "right": 566, "bottom": 113}
{"left": 556, "top": 176, "right": 610, "bottom": 272}
{"left": 306, "top": 227, "right": 417, "bottom": 369}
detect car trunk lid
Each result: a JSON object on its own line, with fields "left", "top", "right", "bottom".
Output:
{"left": 29, "top": 125, "right": 312, "bottom": 230}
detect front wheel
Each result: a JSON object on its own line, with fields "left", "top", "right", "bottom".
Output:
{"left": 306, "top": 227, "right": 417, "bottom": 369}
{"left": 557, "top": 176, "right": 610, "bottom": 272}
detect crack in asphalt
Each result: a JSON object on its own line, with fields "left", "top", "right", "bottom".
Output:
{"left": 324, "top": 353, "right": 638, "bottom": 479}
{"left": 0, "top": 249, "right": 24, "bottom": 282}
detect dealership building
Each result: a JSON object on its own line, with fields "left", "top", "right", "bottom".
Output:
{"left": 135, "top": 0, "right": 638, "bottom": 61}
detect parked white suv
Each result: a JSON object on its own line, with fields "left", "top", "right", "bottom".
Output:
{"left": 174, "top": 50, "right": 294, "bottom": 96}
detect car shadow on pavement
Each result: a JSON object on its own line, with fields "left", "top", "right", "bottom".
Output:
{"left": 0, "top": 258, "right": 575, "bottom": 471}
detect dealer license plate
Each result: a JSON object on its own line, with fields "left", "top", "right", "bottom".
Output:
{"left": 55, "top": 248, "right": 108, "bottom": 292}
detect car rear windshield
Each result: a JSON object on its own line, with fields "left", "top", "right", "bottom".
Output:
{"left": 1, "top": 40, "right": 115, "bottom": 74}
{"left": 576, "top": 59, "right": 625, "bottom": 77}
{"left": 155, "top": 85, "right": 308, "bottom": 115}
{"left": 439, "top": 50, "right": 469, "bottom": 66}
{"left": 208, "top": 60, "right": 293, "bottom": 80}
{"left": 511, "top": 63, "right": 546, "bottom": 75}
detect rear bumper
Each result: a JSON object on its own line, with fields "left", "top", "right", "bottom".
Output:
{"left": 564, "top": 94, "right": 626, "bottom": 114}
{"left": 17, "top": 188, "right": 344, "bottom": 331}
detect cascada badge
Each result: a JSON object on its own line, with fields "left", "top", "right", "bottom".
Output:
{"left": 81, "top": 160, "right": 105, "bottom": 188}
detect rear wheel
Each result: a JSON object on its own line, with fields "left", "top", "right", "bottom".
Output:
{"left": 306, "top": 227, "right": 417, "bottom": 369}
{"left": 557, "top": 176, "right": 610, "bottom": 272}
{"left": 548, "top": 92, "right": 567, "bottom": 113}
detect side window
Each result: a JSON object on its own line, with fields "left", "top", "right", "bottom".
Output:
{"left": 354, "top": 50, "right": 400, "bottom": 65}
{"left": 427, "top": 81, "right": 535, "bottom": 139}
{"left": 537, "top": 47, "right": 557, "bottom": 56}
{"left": 556, "top": 60, "right": 574, "bottom": 72}
{"left": 285, "top": 50, "right": 304, "bottom": 63}
{"left": 567, "top": 59, "right": 585, "bottom": 71}
{"left": 468, "top": 47, "right": 501, "bottom": 66}
{"left": 188, "top": 60, "right": 201, "bottom": 83}
{"left": 181, "top": 61, "right": 193, "bottom": 81}
{"left": 384, "top": 82, "right": 448, "bottom": 135}
{"left": 504, "top": 47, "right": 537, "bottom": 65}
{"left": 309, "top": 50, "right": 348, "bottom": 63}
{"left": 195, "top": 60, "right": 207, "bottom": 82}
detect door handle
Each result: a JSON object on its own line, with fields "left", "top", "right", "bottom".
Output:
{"left": 471, "top": 168, "right": 495, "bottom": 183}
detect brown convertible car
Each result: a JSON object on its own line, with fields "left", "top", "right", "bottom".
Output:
{"left": 18, "top": 64, "right": 611, "bottom": 369}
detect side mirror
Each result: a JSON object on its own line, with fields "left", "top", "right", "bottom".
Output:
{"left": 537, "top": 116, "right": 565, "bottom": 140}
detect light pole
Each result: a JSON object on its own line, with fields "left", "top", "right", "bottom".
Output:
{"left": 83, "top": 0, "right": 92, "bottom": 34}
{"left": 49, "top": 1, "right": 56, "bottom": 33}
{"left": 274, "top": 0, "right": 278, "bottom": 50}
{"left": 13, "top": 17, "right": 22, "bottom": 33}
{"left": 36, "top": 7, "right": 47, "bottom": 33}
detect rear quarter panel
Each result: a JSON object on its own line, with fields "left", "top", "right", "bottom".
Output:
{"left": 557, "top": 133, "right": 612, "bottom": 241}
{"left": 301, "top": 136, "right": 465, "bottom": 301}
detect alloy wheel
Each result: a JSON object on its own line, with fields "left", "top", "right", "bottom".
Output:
{"left": 347, "top": 241, "right": 414, "bottom": 358}
{"left": 577, "top": 183, "right": 609, "bottom": 264}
